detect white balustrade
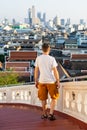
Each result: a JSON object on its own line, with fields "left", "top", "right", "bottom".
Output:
{"left": 0, "top": 81, "right": 87, "bottom": 123}
{"left": 62, "top": 81, "right": 87, "bottom": 123}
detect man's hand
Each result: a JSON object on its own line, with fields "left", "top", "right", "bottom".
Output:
{"left": 35, "top": 81, "right": 39, "bottom": 89}
{"left": 55, "top": 80, "right": 60, "bottom": 89}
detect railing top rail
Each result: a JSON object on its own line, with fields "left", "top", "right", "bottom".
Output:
{"left": 60, "top": 75, "right": 87, "bottom": 82}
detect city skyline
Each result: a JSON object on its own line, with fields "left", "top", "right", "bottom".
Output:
{"left": 0, "top": 0, "right": 87, "bottom": 24}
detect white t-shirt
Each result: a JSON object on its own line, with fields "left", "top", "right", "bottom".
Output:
{"left": 35, "top": 54, "right": 58, "bottom": 83}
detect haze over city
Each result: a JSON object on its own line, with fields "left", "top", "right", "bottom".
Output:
{"left": 0, "top": 0, "right": 87, "bottom": 24}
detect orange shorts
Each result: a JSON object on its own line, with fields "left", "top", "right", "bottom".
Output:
{"left": 38, "top": 83, "right": 59, "bottom": 100}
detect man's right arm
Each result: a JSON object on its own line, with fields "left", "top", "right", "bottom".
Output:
{"left": 52, "top": 67, "right": 60, "bottom": 88}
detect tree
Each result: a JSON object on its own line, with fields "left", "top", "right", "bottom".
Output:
{"left": 0, "top": 72, "right": 18, "bottom": 86}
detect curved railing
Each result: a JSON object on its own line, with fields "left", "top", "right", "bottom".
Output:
{"left": 0, "top": 79, "right": 87, "bottom": 123}
{"left": 62, "top": 81, "right": 87, "bottom": 123}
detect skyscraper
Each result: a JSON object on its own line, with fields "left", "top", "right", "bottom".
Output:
{"left": 28, "top": 8, "right": 32, "bottom": 26}
{"left": 43, "top": 13, "right": 46, "bottom": 23}
{"left": 53, "top": 16, "right": 61, "bottom": 26}
{"left": 66, "top": 18, "right": 71, "bottom": 25}
{"left": 80, "top": 19, "right": 84, "bottom": 25}
{"left": 37, "top": 12, "right": 41, "bottom": 21}
{"left": 61, "top": 19, "right": 65, "bottom": 26}
{"left": 32, "top": 5, "right": 36, "bottom": 25}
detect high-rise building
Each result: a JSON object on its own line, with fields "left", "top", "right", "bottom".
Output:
{"left": 61, "top": 19, "right": 65, "bottom": 26}
{"left": 80, "top": 19, "right": 84, "bottom": 25}
{"left": 28, "top": 5, "right": 42, "bottom": 26}
{"left": 28, "top": 8, "right": 32, "bottom": 25}
{"left": 53, "top": 16, "right": 61, "bottom": 26}
{"left": 32, "top": 5, "right": 36, "bottom": 25}
{"left": 24, "top": 18, "right": 29, "bottom": 24}
{"left": 12, "top": 18, "right": 16, "bottom": 25}
{"left": 37, "top": 12, "right": 41, "bottom": 21}
{"left": 43, "top": 13, "right": 46, "bottom": 23}
{"left": 66, "top": 18, "right": 71, "bottom": 25}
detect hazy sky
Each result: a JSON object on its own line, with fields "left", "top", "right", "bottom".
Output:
{"left": 0, "top": 0, "right": 87, "bottom": 24}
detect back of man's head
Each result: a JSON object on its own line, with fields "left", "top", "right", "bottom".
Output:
{"left": 42, "top": 43, "right": 50, "bottom": 52}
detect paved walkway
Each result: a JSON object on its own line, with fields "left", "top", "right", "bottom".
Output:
{"left": 0, "top": 104, "right": 86, "bottom": 130}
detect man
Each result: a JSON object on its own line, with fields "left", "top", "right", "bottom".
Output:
{"left": 34, "top": 43, "right": 60, "bottom": 121}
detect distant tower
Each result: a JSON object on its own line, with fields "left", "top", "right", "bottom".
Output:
{"left": 24, "top": 18, "right": 29, "bottom": 24}
{"left": 61, "top": 19, "right": 65, "bottom": 26}
{"left": 28, "top": 8, "right": 32, "bottom": 26}
{"left": 80, "top": 19, "right": 84, "bottom": 25}
{"left": 43, "top": 13, "right": 46, "bottom": 23}
{"left": 32, "top": 5, "right": 36, "bottom": 25}
{"left": 37, "top": 12, "right": 41, "bottom": 21}
{"left": 66, "top": 18, "right": 71, "bottom": 25}
{"left": 53, "top": 16, "right": 61, "bottom": 26}
{"left": 12, "top": 18, "right": 16, "bottom": 25}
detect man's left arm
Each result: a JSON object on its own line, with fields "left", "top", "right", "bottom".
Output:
{"left": 34, "top": 66, "right": 39, "bottom": 88}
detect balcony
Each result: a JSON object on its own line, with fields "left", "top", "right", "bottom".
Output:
{"left": 0, "top": 78, "right": 87, "bottom": 130}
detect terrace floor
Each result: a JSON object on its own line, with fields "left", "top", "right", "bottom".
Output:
{"left": 0, "top": 104, "right": 86, "bottom": 130}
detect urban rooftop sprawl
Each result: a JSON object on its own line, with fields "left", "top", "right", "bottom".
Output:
{"left": 0, "top": 5, "right": 87, "bottom": 83}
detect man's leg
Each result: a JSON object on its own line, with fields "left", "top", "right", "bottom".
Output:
{"left": 41, "top": 100, "right": 47, "bottom": 115}
{"left": 48, "top": 99, "right": 57, "bottom": 120}
{"left": 47, "top": 83, "right": 59, "bottom": 120}
{"left": 50, "top": 99, "right": 57, "bottom": 114}
{"left": 41, "top": 100, "right": 48, "bottom": 119}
